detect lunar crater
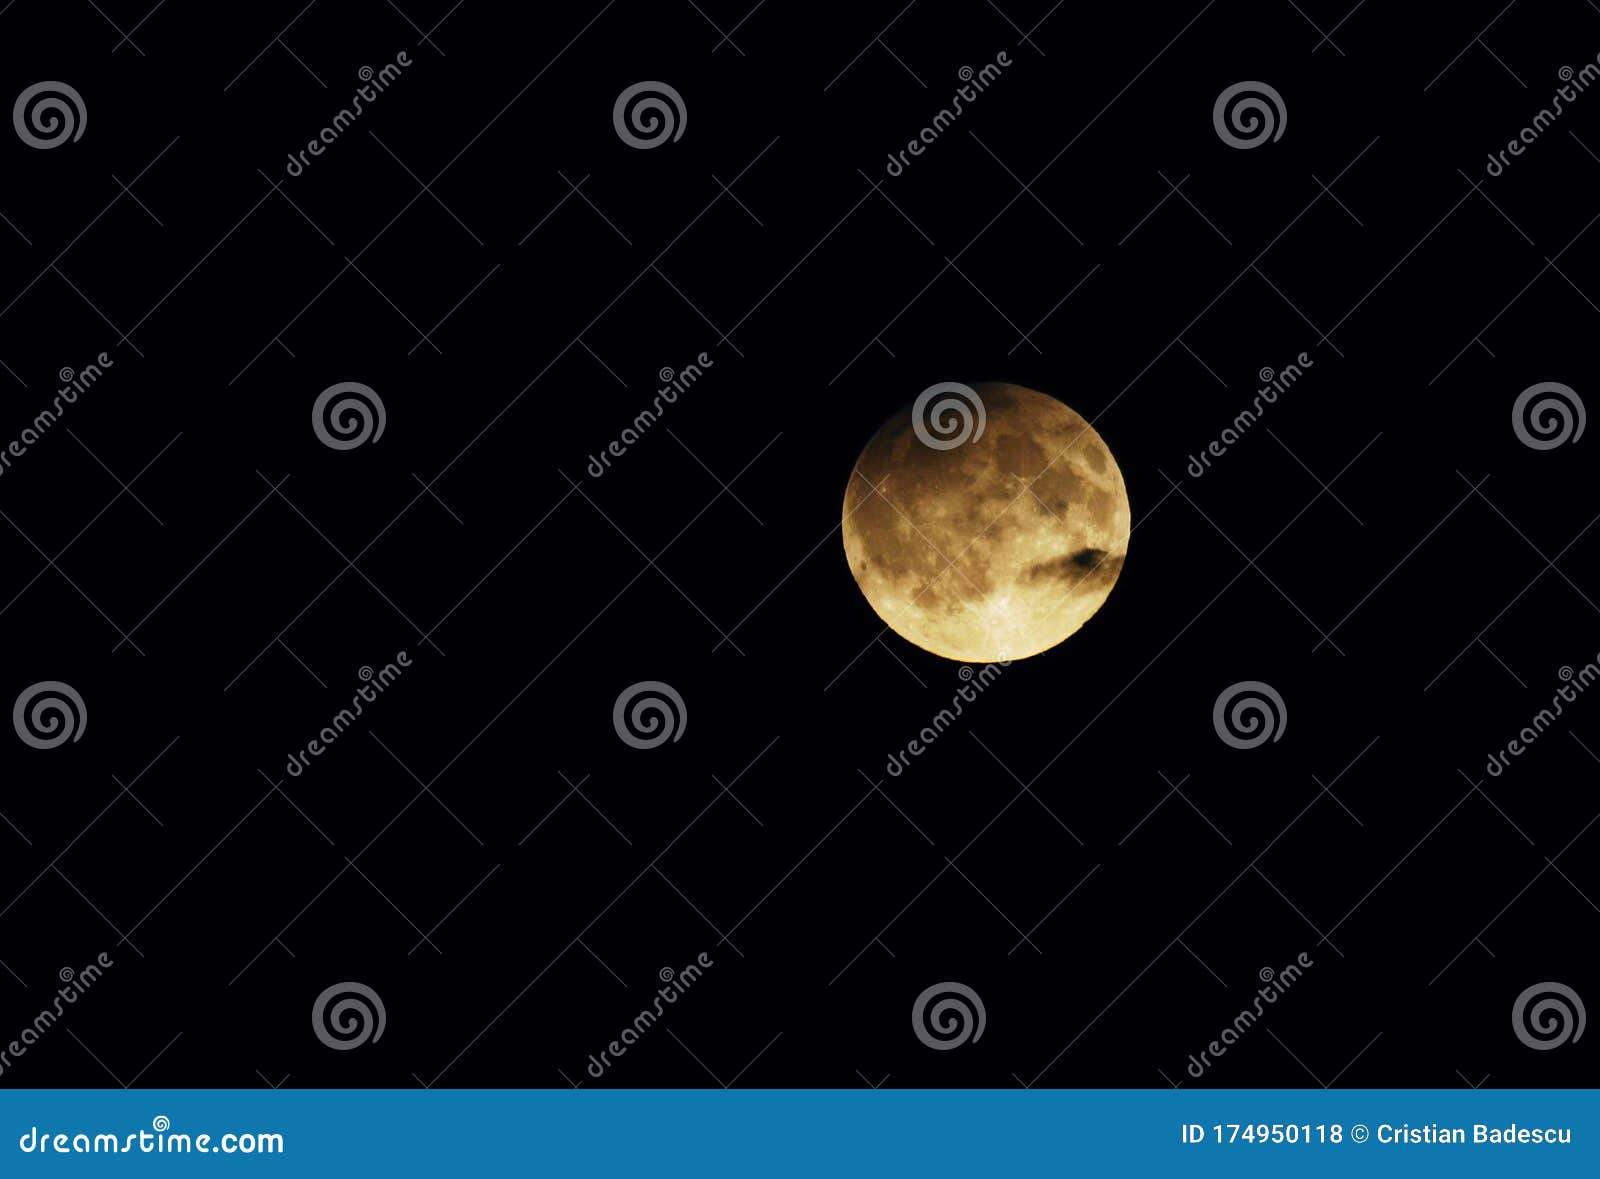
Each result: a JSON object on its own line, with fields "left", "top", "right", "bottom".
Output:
{"left": 842, "top": 382, "right": 1131, "bottom": 663}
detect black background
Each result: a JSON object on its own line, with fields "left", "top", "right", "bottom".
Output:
{"left": 1, "top": 0, "right": 1596, "bottom": 1088}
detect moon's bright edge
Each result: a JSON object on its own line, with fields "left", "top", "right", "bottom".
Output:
{"left": 842, "top": 383, "right": 1131, "bottom": 663}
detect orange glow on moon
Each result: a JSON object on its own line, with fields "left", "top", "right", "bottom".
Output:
{"left": 842, "top": 383, "right": 1131, "bottom": 662}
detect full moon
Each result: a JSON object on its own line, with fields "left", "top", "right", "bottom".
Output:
{"left": 842, "top": 382, "right": 1130, "bottom": 663}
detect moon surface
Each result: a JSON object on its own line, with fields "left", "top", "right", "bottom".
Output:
{"left": 842, "top": 382, "right": 1130, "bottom": 663}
